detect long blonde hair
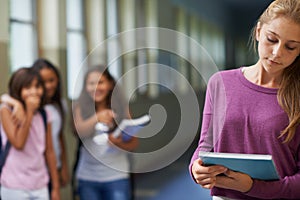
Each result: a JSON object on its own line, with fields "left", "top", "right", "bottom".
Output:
{"left": 251, "top": 0, "right": 300, "bottom": 142}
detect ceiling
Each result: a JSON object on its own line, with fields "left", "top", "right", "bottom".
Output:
{"left": 172, "top": 0, "right": 274, "bottom": 37}
{"left": 221, "top": 0, "right": 273, "bottom": 11}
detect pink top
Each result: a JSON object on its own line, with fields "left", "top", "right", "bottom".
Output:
{"left": 0, "top": 109, "right": 51, "bottom": 190}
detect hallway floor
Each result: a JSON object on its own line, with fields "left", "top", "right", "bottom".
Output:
{"left": 133, "top": 148, "right": 212, "bottom": 200}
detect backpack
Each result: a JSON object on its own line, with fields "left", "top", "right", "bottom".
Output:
{"left": 0, "top": 108, "right": 47, "bottom": 175}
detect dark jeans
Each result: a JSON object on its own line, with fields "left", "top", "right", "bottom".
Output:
{"left": 78, "top": 178, "right": 131, "bottom": 200}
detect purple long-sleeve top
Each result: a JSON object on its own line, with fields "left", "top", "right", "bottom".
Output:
{"left": 190, "top": 68, "right": 300, "bottom": 199}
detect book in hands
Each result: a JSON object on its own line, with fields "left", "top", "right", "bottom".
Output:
{"left": 93, "top": 114, "right": 150, "bottom": 146}
{"left": 111, "top": 114, "right": 151, "bottom": 142}
{"left": 198, "top": 151, "right": 280, "bottom": 180}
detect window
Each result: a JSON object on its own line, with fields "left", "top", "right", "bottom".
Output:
{"left": 10, "top": 0, "right": 37, "bottom": 72}
{"left": 66, "top": 0, "right": 87, "bottom": 99}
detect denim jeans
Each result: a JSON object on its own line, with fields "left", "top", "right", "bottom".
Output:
{"left": 78, "top": 178, "right": 131, "bottom": 200}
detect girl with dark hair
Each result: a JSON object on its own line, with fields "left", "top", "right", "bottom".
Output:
{"left": 72, "top": 65, "right": 138, "bottom": 200}
{"left": 0, "top": 67, "right": 60, "bottom": 200}
{"left": 32, "top": 58, "right": 70, "bottom": 188}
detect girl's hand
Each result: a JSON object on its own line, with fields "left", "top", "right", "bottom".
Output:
{"left": 11, "top": 101, "right": 25, "bottom": 125}
{"left": 50, "top": 188, "right": 60, "bottom": 200}
{"left": 191, "top": 159, "right": 227, "bottom": 189}
{"left": 60, "top": 165, "right": 70, "bottom": 187}
{"left": 108, "top": 134, "right": 138, "bottom": 151}
{"left": 108, "top": 134, "right": 123, "bottom": 147}
{"left": 215, "top": 169, "right": 253, "bottom": 193}
{"left": 0, "top": 94, "right": 25, "bottom": 125}
{"left": 96, "top": 109, "right": 115, "bottom": 126}
{"left": 24, "top": 95, "right": 40, "bottom": 113}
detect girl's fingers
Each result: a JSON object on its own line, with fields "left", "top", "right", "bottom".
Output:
{"left": 192, "top": 159, "right": 227, "bottom": 189}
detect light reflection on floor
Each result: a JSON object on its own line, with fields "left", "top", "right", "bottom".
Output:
{"left": 134, "top": 150, "right": 212, "bottom": 200}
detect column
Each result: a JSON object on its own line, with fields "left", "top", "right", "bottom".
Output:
{"left": 38, "top": 0, "right": 60, "bottom": 64}
{"left": 38, "top": 0, "right": 67, "bottom": 97}
{"left": 0, "top": 0, "right": 9, "bottom": 93}
{"left": 176, "top": 7, "right": 189, "bottom": 94}
{"left": 189, "top": 15, "right": 202, "bottom": 91}
{"left": 145, "top": 0, "right": 159, "bottom": 98}
{"left": 86, "top": 0, "right": 106, "bottom": 66}
{"left": 106, "top": 0, "right": 120, "bottom": 79}
{"left": 120, "top": 0, "right": 136, "bottom": 100}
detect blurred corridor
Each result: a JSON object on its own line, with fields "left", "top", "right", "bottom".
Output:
{"left": 134, "top": 146, "right": 211, "bottom": 200}
{"left": 0, "top": 1, "right": 273, "bottom": 199}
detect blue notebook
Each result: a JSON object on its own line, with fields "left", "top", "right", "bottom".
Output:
{"left": 93, "top": 114, "right": 151, "bottom": 145}
{"left": 112, "top": 114, "right": 151, "bottom": 142}
{"left": 198, "top": 151, "right": 279, "bottom": 180}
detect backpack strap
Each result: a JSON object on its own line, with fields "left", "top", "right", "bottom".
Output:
{"left": 0, "top": 105, "right": 11, "bottom": 175}
{"left": 0, "top": 141, "right": 11, "bottom": 175}
{"left": 39, "top": 108, "right": 47, "bottom": 133}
